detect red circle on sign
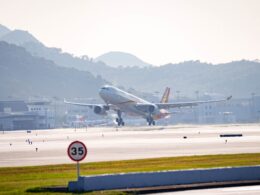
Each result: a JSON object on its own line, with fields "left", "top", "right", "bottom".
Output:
{"left": 67, "top": 140, "right": 87, "bottom": 162}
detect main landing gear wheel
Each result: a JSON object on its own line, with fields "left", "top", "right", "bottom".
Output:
{"left": 116, "top": 110, "right": 125, "bottom": 126}
{"left": 147, "top": 117, "right": 155, "bottom": 126}
{"left": 116, "top": 118, "right": 125, "bottom": 126}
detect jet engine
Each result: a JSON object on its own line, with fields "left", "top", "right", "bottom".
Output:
{"left": 94, "top": 105, "right": 109, "bottom": 115}
{"left": 135, "top": 104, "right": 157, "bottom": 113}
{"left": 148, "top": 105, "right": 156, "bottom": 113}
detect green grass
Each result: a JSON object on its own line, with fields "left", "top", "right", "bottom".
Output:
{"left": 0, "top": 153, "right": 260, "bottom": 195}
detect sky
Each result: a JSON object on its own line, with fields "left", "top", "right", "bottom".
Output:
{"left": 0, "top": 0, "right": 260, "bottom": 65}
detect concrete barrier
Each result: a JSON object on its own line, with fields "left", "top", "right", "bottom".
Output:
{"left": 68, "top": 166, "right": 260, "bottom": 192}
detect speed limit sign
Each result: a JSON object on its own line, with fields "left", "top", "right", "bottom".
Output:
{"left": 67, "top": 141, "right": 87, "bottom": 162}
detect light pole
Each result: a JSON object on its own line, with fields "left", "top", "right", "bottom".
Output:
{"left": 251, "top": 92, "right": 255, "bottom": 122}
{"left": 194, "top": 90, "right": 200, "bottom": 123}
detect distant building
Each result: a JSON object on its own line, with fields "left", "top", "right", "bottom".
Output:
{"left": 0, "top": 100, "right": 55, "bottom": 130}
{"left": 27, "top": 101, "right": 55, "bottom": 129}
{"left": 0, "top": 100, "right": 27, "bottom": 113}
{"left": 0, "top": 100, "right": 38, "bottom": 130}
{"left": 167, "top": 95, "right": 260, "bottom": 124}
{"left": 0, "top": 112, "right": 39, "bottom": 130}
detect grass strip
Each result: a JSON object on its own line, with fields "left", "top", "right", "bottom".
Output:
{"left": 0, "top": 153, "right": 260, "bottom": 194}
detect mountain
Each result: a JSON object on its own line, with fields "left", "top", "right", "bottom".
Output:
{"left": 1, "top": 24, "right": 259, "bottom": 99}
{"left": 0, "top": 24, "right": 11, "bottom": 37}
{"left": 0, "top": 25, "right": 112, "bottom": 74}
{"left": 20, "top": 41, "right": 114, "bottom": 74}
{"left": 95, "top": 51, "right": 151, "bottom": 68}
{"left": 0, "top": 29, "right": 40, "bottom": 45}
{"left": 98, "top": 60, "right": 260, "bottom": 98}
{"left": 0, "top": 41, "right": 108, "bottom": 99}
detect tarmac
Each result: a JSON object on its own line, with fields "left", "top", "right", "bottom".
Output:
{"left": 0, "top": 124, "right": 260, "bottom": 167}
{"left": 148, "top": 185, "right": 260, "bottom": 195}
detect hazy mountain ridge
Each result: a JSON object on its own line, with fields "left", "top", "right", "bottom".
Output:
{"left": 1, "top": 24, "right": 260, "bottom": 98}
{"left": 0, "top": 24, "right": 10, "bottom": 37}
{"left": 95, "top": 51, "right": 151, "bottom": 68}
{"left": 0, "top": 29, "right": 40, "bottom": 45}
{"left": 99, "top": 60, "right": 260, "bottom": 98}
{"left": 0, "top": 25, "right": 111, "bottom": 73}
{"left": 0, "top": 41, "right": 107, "bottom": 99}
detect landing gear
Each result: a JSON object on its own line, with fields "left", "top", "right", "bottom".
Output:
{"left": 116, "top": 118, "right": 125, "bottom": 126}
{"left": 147, "top": 117, "right": 155, "bottom": 126}
{"left": 116, "top": 110, "right": 125, "bottom": 126}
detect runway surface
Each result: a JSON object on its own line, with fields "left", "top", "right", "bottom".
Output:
{"left": 149, "top": 185, "right": 260, "bottom": 195}
{"left": 0, "top": 124, "right": 260, "bottom": 167}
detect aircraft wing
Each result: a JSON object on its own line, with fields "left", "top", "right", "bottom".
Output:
{"left": 156, "top": 96, "right": 232, "bottom": 109}
{"left": 64, "top": 99, "right": 119, "bottom": 110}
{"left": 64, "top": 99, "right": 97, "bottom": 108}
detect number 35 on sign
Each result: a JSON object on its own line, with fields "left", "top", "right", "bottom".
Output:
{"left": 67, "top": 141, "right": 87, "bottom": 162}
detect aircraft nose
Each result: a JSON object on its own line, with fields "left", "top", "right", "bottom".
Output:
{"left": 99, "top": 87, "right": 107, "bottom": 99}
{"left": 99, "top": 88, "right": 104, "bottom": 96}
{"left": 99, "top": 86, "right": 113, "bottom": 100}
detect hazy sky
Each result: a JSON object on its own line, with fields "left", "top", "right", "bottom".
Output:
{"left": 0, "top": 0, "right": 260, "bottom": 65}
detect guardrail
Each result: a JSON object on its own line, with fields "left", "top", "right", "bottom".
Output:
{"left": 68, "top": 166, "right": 260, "bottom": 192}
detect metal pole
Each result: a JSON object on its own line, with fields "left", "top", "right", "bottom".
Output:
{"left": 77, "top": 161, "right": 80, "bottom": 180}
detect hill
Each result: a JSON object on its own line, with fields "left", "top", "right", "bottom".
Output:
{"left": 0, "top": 25, "right": 111, "bottom": 73}
{"left": 0, "top": 29, "right": 40, "bottom": 45}
{"left": 1, "top": 24, "right": 260, "bottom": 98}
{"left": 95, "top": 51, "right": 151, "bottom": 68}
{"left": 0, "top": 24, "right": 10, "bottom": 37}
{"left": 99, "top": 60, "right": 260, "bottom": 98}
{"left": 0, "top": 41, "right": 107, "bottom": 99}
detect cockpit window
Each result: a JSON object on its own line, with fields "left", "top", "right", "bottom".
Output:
{"left": 101, "top": 87, "right": 109, "bottom": 90}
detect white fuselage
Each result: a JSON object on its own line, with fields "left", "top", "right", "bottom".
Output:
{"left": 99, "top": 85, "right": 169, "bottom": 120}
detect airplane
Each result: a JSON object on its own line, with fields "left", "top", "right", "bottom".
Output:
{"left": 64, "top": 85, "right": 232, "bottom": 126}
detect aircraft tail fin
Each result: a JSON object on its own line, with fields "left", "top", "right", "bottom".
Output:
{"left": 160, "top": 87, "right": 170, "bottom": 103}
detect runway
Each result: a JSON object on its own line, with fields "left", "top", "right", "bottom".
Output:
{"left": 149, "top": 185, "right": 260, "bottom": 195}
{"left": 0, "top": 124, "right": 260, "bottom": 167}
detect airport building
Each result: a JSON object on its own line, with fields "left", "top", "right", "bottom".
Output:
{"left": 0, "top": 100, "right": 55, "bottom": 130}
{"left": 168, "top": 95, "right": 260, "bottom": 125}
{"left": 27, "top": 101, "right": 55, "bottom": 129}
{"left": 0, "top": 100, "right": 37, "bottom": 130}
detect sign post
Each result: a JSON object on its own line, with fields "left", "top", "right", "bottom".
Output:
{"left": 67, "top": 141, "right": 87, "bottom": 179}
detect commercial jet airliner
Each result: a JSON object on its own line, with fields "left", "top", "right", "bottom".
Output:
{"left": 65, "top": 85, "right": 232, "bottom": 126}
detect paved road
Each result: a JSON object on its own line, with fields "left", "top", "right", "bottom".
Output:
{"left": 0, "top": 124, "right": 260, "bottom": 167}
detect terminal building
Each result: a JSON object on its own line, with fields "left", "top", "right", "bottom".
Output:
{"left": 0, "top": 100, "right": 55, "bottom": 130}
